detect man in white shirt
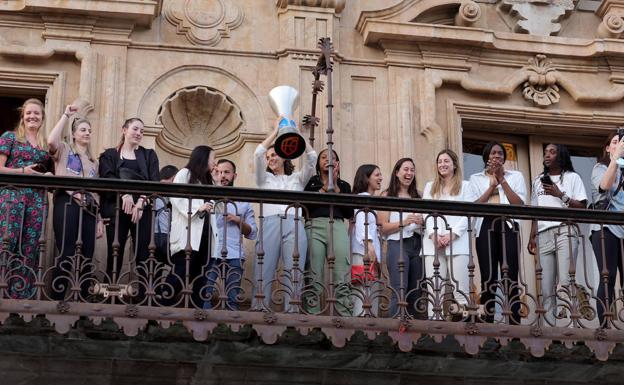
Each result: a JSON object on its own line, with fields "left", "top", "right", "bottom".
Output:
{"left": 528, "top": 144, "right": 587, "bottom": 326}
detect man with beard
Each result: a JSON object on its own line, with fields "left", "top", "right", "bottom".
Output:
{"left": 204, "top": 159, "right": 257, "bottom": 310}
{"left": 528, "top": 144, "right": 587, "bottom": 326}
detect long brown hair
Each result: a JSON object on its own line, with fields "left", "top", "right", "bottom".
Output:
{"left": 265, "top": 144, "right": 294, "bottom": 175}
{"left": 116, "top": 117, "right": 144, "bottom": 151}
{"left": 15, "top": 98, "right": 46, "bottom": 148}
{"left": 71, "top": 118, "right": 95, "bottom": 162}
{"left": 430, "top": 149, "right": 462, "bottom": 199}
{"left": 599, "top": 132, "right": 619, "bottom": 166}
{"left": 385, "top": 157, "right": 420, "bottom": 198}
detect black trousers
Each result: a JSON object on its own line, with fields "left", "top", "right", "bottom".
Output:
{"left": 590, "top": 228, "right": 624, "bottom": 325}
{"left": 51, "top": 193, "right": 97, "bottom": 300}
{"left": 104, "top": 205, "right": 153, "bottom": 280}
{"left": 476, "top": 217, "right": 521, "bottom": 324}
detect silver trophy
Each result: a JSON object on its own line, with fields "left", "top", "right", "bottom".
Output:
{"left": 269, "top": 85, "right": 306, "bottom": 159}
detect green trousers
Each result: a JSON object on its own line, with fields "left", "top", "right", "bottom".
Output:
{"left": 304, "top": 217, "right": 352, "bottom": 316}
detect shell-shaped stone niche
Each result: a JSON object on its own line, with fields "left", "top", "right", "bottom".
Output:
{"left": 157, "top": 86, "right": 244, "bottom": 155}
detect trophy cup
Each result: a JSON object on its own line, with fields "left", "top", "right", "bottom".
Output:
{"left": 269, "top": 85, "right": 306, "bottom": 159}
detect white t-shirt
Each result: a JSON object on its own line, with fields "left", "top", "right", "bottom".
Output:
{"left": 531, "top": 171, "right": 587, "bottom": 233}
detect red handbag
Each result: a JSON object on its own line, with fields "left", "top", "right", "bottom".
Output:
{"left": 351, "top": 262, "right": 379, "bottom": 284}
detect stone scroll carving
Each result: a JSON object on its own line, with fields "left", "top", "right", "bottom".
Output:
{"left": 164, "top": 0, "right": 244, "bottom": 46}
{"left": 522, "top": 54, "right": 560, "bottom": 107}
{"left": 502, "top": 0, "right": 577, "bottom": 36}
{"left": 156, "top": 86, "right": 244, "bottom": 154}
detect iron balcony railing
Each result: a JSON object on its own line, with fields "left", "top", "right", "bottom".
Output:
{"left": 0, "top": 174, "right": 623, "bottom": 360}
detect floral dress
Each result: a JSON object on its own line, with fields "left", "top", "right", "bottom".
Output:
{"left": 0, "top": 131, "right": 50, "bottom": 299}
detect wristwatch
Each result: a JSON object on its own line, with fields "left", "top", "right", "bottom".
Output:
{"left": 561, "top": 193, "right": 571, "bottom": 206}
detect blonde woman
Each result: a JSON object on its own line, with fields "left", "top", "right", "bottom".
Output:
{"left": 0, "top": 98, "right": 51, "bottom": 298}
{"left": 422, "top": 149, "right": 471, "bottom": 320}
{"left": 47, "top": 104, "right": 103, "bottom": 300}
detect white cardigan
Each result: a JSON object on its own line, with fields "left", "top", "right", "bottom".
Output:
{"left": 169, "top": 168, "right": 209, "bottom": 255}
{"left": 422, "top": 180, "right": 471, "bottom": 256}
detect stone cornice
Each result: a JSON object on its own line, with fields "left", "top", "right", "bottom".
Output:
{"left": 276, "top": 0, "right": 346, "bottom": 13}
{"left": 0, "top": 0, "right": 161, "bottom": 27}
{"left": 359, "top": 20, "right": 624, "bottom": 58}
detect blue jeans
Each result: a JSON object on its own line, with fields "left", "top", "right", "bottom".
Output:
{"left": 203, "top": 258, "right": 243, "bottom": 310}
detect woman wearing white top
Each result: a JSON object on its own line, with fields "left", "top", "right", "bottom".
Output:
{"left": 422, "top": 150, "right": 471, "bottom": 320}
{"left": 467, "top": 141, "right": 526, "bottom": 324}
{"left": 167, "top": 145, "right": 216, "bottom": 307}
{"left": 253, "top": 117, "right": 317, "bottom": 312}
{"left": 351, "top": 164, "right": 383, "bottom": 316}
{"left": 378, "top": 158, "right": 424, "bottom": 318}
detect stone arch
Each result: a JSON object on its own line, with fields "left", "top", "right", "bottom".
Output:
{"left": 137, "top": 65, "right": 264, "bottom": 157}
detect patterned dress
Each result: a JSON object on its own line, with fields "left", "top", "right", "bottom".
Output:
{"left": 0, "top": 131, "right": 49, "bottom": 299}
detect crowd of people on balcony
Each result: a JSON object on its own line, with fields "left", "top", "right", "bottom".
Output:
{"left": 1, "top": 98, "right": 624, "bottom": 326}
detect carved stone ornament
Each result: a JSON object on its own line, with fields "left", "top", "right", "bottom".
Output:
{"left": 157, "top": 86, "right": 244, "bottom": 154}
{"left": 164, "top": 0, "right": 244, "bottom": 46}
{"left": 522, "top": 54, "right": 560, "bottom": 107}
{"left": 456, "top": 1, "right": 482, "bottom": 26}
{"left": 502, "top": 0, "right": 576, "bottom": 36}
{"left": 276, "top": 0, "right": 346, "bottom": 13}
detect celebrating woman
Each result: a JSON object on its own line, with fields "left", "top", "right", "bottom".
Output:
{"left": 590, "top": 132, "right": 624, "bottom": 325}
{"left": 467, "top": 141, "right": 526, "bottom": 324}
{"left": 378, "top": 158, "right": 424, "bottom": 318}
{"left": 422, "top": 150, "right": 470, "bottom": 320}
{"left": 253, "top": 118, "right": 316, "bottom": 312}
{"left": 167, "top": 145, "right": 216, "bottom": 307}
{"left": 303, "top": 148, "right": 352, "bottom": 315}
{"left": 47, "top": 104, "right": 103, "bottom": 300}
{"left": 351, "top": 164, "right": 383, "bottom": 316}
{"left": 99, "top": 118, "right": 159, "bottom": 284}
{"left": 0, "top": 98, "right": 50, "bottom": 298}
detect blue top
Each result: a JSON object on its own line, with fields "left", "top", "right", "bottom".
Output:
{"left": 211, "top": 201, "right": 257, "bottom": 259}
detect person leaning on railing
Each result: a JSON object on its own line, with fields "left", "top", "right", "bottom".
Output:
{"left": 351, "top": 164, "right": 383, "bottom": 317}
{"left": 422, "top": 150, "right": 471, "bottom": 321}
{"left": 467, "top": 141, "right": 526, "bottom": 325}
{"left": 47, "top": 104, "right": 104, "bottom": 301}
{"left": 303, "top": 148, "right": 353, "bottom": 316}
{"left": 167, "top": 145, "right": 216, "bottom": 307}
{"left": 527, "top": 143, "right": 587, "bottom": 326}
{"left": 203, "top": 159, "right": 257, "bottom": 311}
{"left": 252, "top": 118, "right": 316, "bottom": 312}
{"left": 98, "top": 118, "right": 160, "bottom": 282}
{"left": 378, "top": 157, "right": 424, "bottom": 319}
{"left": 590, "top": 131, "right": 624, "bottom": 325}
{"left": 0, "top": 98, "right": 51, "bottom": 299}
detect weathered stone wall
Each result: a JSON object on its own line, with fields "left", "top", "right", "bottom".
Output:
{"left": 0, "top": 317, "right": 623, "bottom": 385}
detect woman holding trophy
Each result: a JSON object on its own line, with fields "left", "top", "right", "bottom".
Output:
{"left": 253, "top": 86, "right": 317, "bottom": 312}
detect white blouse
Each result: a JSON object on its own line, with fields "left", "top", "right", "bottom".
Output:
{"left": 254, "top": 144, "right": 317, "bottom": 218}
{"left": 422, "top": 181, "right": 471, "bottom": 256}
{"left": 351, "top": 192, "right": 381, "bottom": 262}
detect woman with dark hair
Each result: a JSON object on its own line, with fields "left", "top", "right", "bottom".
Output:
{"left": 351, "top": 164, "right": 383, "bottom": 316}
{"left": 303, "top": 148, "right": 352, "bottom": 315}
{"left": 423, "top": 150, "right": 471, "bottom": 320}
{"left": 0, "top": 98, "right": 50, "bottom": 299}
{"left": 47, "top": 104, "right": 104, "bottom": 300}
{"left": 467, "top": 141, "right": 526, "bottom": 324}
{"left": 253, "top": 118, "right": 316, "bottom": 312}
{"left": 166, "top": 145, "right": 216, "bottom": 306}
{"left": 98, "top": 117, "right": 160, "bottom": 284}
{"left": 528, "top": 143, "right": 587, "bottom": 325}
{"left": 378, "top": 158, "right": 424, "bottom": 318}
{"left": 590, "top": 132, "right": 624, "bottom": 325}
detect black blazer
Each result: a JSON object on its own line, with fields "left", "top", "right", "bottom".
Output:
{"left": 98, "top": 146, "right": 160, "bottom": 218}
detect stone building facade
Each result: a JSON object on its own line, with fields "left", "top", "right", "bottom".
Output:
{"left": 0, "top": 0, "right": 618, "bottom": 186}
{"left": 0, "top": 0, "right": 622, "bottom": 322}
